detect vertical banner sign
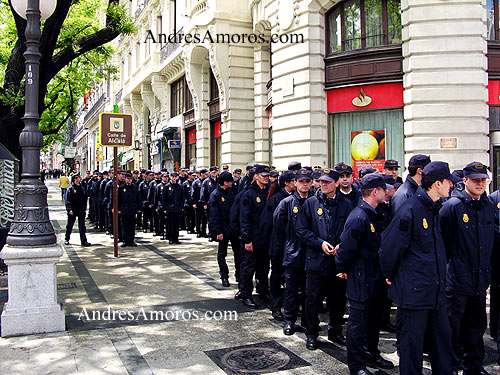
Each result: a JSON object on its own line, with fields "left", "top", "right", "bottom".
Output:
{"left": 350, "top": 130, "right": 386, "bottom": 179}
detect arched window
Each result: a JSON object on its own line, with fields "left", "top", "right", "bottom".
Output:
{"left": 326, "top": 0, "right": 401, "bottom": 55}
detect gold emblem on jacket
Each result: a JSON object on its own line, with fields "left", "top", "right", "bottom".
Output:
{"left": 123, "top": 189, "right": 126, "bottom": 192}
{"left": 463, "top": 213, "right": 469, "bottom": 223}
{"left": 293, "top": 206, "right": 298, "bottom": 214}
{"left": 370, "top": 223, "right": 375, "bottom": 232}
{"left": 221, "top": 197, "right": 225, "bottom": 202}
{"left": 256, "top": 197, "right": 261, "bottom": 203}
{"left": 317, "top": 208, "right": 323, "bottom": 216}
{"left": 423, "top": 218, "right": 428, "bottom": 229}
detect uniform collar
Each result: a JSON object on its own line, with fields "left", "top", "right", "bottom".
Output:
{"left": 406, "top": 175, "right": 419, "bottom": 190}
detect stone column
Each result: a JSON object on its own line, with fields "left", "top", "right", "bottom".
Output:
{"left": 402, "top": 0, "right": 489, "bottom": 169}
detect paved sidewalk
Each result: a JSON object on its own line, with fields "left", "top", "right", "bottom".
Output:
{"left": 0, "top": 179, "right": 498, "bottom": 374}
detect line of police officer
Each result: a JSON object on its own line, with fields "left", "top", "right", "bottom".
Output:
{"left": 65, "top": 157, "right": 500, "bottom": 375}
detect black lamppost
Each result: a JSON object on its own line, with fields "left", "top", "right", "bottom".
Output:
{"left": 8, "top": 0, "right": 57, "bottom": 246}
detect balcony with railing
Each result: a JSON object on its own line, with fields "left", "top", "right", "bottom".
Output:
{"left": 160, "top": 28, "right": 184, "bottom": 63}
{"left": 115, "top": 89, "right": 123, "bottom": 104}
{"left": 84, "top": 94, "right": 105, "bottom": 122}
{"left": 135, "top": 0, "right": 149, "bottom": 19}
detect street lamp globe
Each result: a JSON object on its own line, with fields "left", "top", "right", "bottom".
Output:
{"left": 11, "top": 0, "right": 57, "bottom": 21}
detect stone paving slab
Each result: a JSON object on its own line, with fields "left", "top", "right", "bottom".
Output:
{"left": 0, "top": 179, "right": 498, "bottom": 374}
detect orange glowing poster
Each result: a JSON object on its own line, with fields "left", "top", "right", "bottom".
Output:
{"left": 350, "top": 130, "right": 386, "bottom": 179}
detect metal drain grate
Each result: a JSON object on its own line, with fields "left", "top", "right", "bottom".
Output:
{"left": 57, "top": 282, "right": 78, "bottom": 290}
{"left": 205, "top": 340, "right": 310, "bottom": 374}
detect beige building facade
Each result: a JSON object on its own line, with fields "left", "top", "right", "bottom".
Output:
{"left": 72, "top": 0, "right": 497, "bottom": 183}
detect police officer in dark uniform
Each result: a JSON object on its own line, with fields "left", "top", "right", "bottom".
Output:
{"left": 379, "top": 161, "right": 458, "bottom": 374}
{"left": 265, "top": 170, "right": 296, "bottom": 320}
{"left": 139, "top": 171, "right": 154, "bottom": 232}
{"left": 192, "top": 168, "right": 208, "bottom": 237}
{"left": 295, "top": 168, "right": 353, "bottom": 350}
{"left": 149, "top": 172, "right": 162, "bottom": 236}
{"left": 440, "top": 162, "right": 494, "bottom": 375}
{"left": 89, "top": 173, "right": 101, "bottom": 229}
{"left": 156, "top": 173, "right": 169, "bottom": 239}
{"left": 118, "top": 173, "right": 141, "bottom": 247}
{"left": 239, "top": 164, "right": 271, "bottom": 308}
{"left": 162, "top": 172, "right": 184, "bottom": 244}
{"left": 107, "top": 170, "right": 125, "bottom": 241}
{"left": 232, "top": 168, "right": 242, "bottom": 194}
{"left": 238, "top": 165, "right": 253, "bottom": 193}
{"left": 64, "top": 173, "right": 91, "bottom": 246}
{"left": 383, "top": 159, "right": 404, "bottom": 184}
{"left": 183, "top": 171, "right": 196, "bottom": 234}
{"left": 179, "top": 168, "right": 188, "bottom": 184}
{"left": 201, "top": 166, "right": 219, "bottom": 240}
{"left": 489, "top": 175, "right": 500, "bottom": 365}
{"left": 97, "top": 170, "right": 109, "bottom": 232}
{"left": 135, "top": 169, "right": 145, "bottom": 229}
{"left": 335, "top": 162, "right": 361, "bottom": 206}
{"left": 336, "top": 174, "right": 394, "bottom": 375}
{"left": 391, "top": 154, "right": 431, "bottom": 214}
{"left": 450, "top": 169, "right": 465, "bottom": 196}
{"left": 273, "top": 168, "right": 313, "bottom": 336}
{"left": 103, "top": 169, "right": 114, "bottom": 235}
{"left": 208, "top": 171, "right": 241, "bottom": 287}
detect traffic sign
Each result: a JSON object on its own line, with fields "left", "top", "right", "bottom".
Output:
{"left": 100, "top": 113, "right": 133, "bottom": 147}
{"left": 168, "top": 140, "right": 181, "bottom": 148}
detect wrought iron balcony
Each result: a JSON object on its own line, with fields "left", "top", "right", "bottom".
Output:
{"left": 84, "top": 94, "right": 105, "bottom": 122}
{"left": 160, "top": 28, "right": 184, "bottom": 63}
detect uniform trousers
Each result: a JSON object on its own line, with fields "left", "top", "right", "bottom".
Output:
{"left": 136, "top": 211, "right": 142, "bottom": 229}
{"left": 446, "top": 293, "right": 487, "bottom": 373}
{"left": 153, "top": 210, "right": 161, "bottom": 235}
{"left": 98, "top": 203, "right": 106, "bottom": 230}
{"left": 304, "top": 272, "right": 346, "bottom": 338}
{"left": 217, "top": 236, "right": 241, "bottom": 280}
{"left": 121, "top": 214, "right": 136, "bottom": 245}
{"left": 283, "top": 266, "right": 305, "bottom": 325}
{"left": 142, "top": 206, "right": 153, "bottom": 231}
{"left": 167, "top": 212, "right": 180, "bottom": 242}
{"left": 399, "top": 303, "right": 453, "bottom": 375}
{"left": 346, "top": 296, "right": 384, "bottom": 373}
{"left": 269, "top": 254, "right": 285, "bottom": 313}
{"left": 490, "top": 270, "right": 500, "bottom": 341}
{"left": 240, "top": 246, "right": 270, "bottom": 299}
{"left": 195, "top": 206, "right": 207, "bottom": 235}
{"left": 65, "top": 212, "right": 88, "bottom": 243}
{"left": 184, "top": 205, "right": 195, "bottom": 232}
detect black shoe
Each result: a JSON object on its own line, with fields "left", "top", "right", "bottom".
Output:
{"left": 235, "top": 276, "right": 240, "bottom": 283}
{"left": 464, "top": 369, "right": 491, "bottom": 375}
{"left": 105, "top": 231, "right": 110, "bottom": 235}
{"left": 143, "top": 229, "right": 147, "bottom": 233}
{"left": 328, "top": 330, "right": 346, "bottom": 346}
{"left": 258, "top": 292, "right": 270, "bottom": 302}
{"left": 64, "top": 240, "right": 70, "bottom": 245}
{"left": 272, "top": 310, "right": 284, "bottom": 321}
{"left": 153, "top": 233, "right": 160, "bottom": 236}
{"left": 169, "top": 240, "right": 174, "bottom": 244}
{"left": 120, "top": 243, "right": 127, "bottom": 247}
{"left": 221, "top": 278, "right": 230, "bottom": 287}
{"left": 306, "top": 336, "right": 317, "bottom": 350}
{"left": 174, "top": 241, "right": 181, "bottom": 244}
{"left": 351, "top": 369, "right": 375, "bottom": 375}
{"left": 242, "top": 298, "right": 257, "bottom": 309}
{"left": 81, "top": 242, "right": 92, "bottom": 246}
{"left": 196, "top": 233, "right": 201, "bottom": 238}
{"left": 283, "top": 322, "right": 295, "bottom": 335}
{"left": 365, "top": 356, "right": 394, "bottom": 370}
{"left": 234, "top": 291, "right": 242, "bottom": 300}
{"left": 131, "top": 243, "right": 137, "bottom": 247}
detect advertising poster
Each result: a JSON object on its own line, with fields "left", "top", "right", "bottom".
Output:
{"left": 350, "top": 130, "right": 386, "bottom": 179}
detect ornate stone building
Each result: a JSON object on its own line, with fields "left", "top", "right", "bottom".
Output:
{"left": 74, "top": 0, "right": 494, "bottom": 183}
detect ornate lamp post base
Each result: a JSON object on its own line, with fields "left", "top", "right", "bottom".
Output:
{"left": 1, "top": 244, "right": 65, "bottom": 337}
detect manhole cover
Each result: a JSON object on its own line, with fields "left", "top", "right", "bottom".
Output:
{"left": 221, "top": 347, "right": 290, "bottom": 373}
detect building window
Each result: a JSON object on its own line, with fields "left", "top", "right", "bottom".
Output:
{"left": 210, "top": 69, "right": 219, "bottom": 101}
{"left": 171, "top": 77, "right": 184, "bottom": 117}
{"left": 487, "top": 0, "right": 498, "bottom": 40}
{"left": 184, "top": 77, "right": 193, "bottom": 112}
{"left": 326, "top": 0, "right": 401, "bottom": 54}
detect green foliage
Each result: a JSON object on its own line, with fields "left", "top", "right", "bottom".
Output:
{"left": 0, "top": 0, "right": 135, "bottom": 150}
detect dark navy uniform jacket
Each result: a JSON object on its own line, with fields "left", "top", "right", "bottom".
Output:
{"left": 391, "top": 175, "right": 419, "bottom": 215}
{"left": 161, "top": 182, "right": 185, "bottom": 213}
{"left": 272, "top": 191, "right": 309, "bottom": 268}
{"left": 183, "top": 180, "right": 194, "bottom": 207}
{"left": 376, "top": 201, "right": 393, "bottom": 231}
{"left": 138, "top": 180, "right": 150, "bottom": 210}
{"left": 191, "top": 178, "right": 204, "bottom": 205}
{"left": 89, "top": 178, "right": 100, "bottom": 201}
{"left": 118, "top": 183, "right": 141, "bottom": 215}
{"left": 489, "top": 190, "right": 500, "bottom": 271}
{"left": 295, "top": 190, "right": 353, "bottom": 276}
{"left": 98, "top": 177, "right": 109, "bottom": 206}
{"left": 239, "top": 181, "right": 269, "bottom": 248}
{"left": 239, "top": 175, "right": 250, "bottom": 193}
{"left": 339, "top": 185, "right": 361, "bottom": 207}
{"left": 208, "top": 186, "right": 235, "bottom": 237}
{"left": 200, "top": 177, "right": 217, "bottom": 205}
{"left": 155, "top": 182, "right": 167, "bottom": 211}
{"left": 261, "top": 188, "right": 291, "bottom": 253}
{"left": 230, "top": 186, "right": 248, "bottom": 237}
{"left": 440, "top": 189, "right": 495, "bottom": 296}
{"left": 379, "top": 187, "right": 447, "bottom": 310}
{"left": 232, "top": 177, "right": 240, "bottom": 195}
{"left": 147, "top": 179, "right": 160, "bottom": 208}
{"left": 107, "top": 179, "right": 125, "bottom": 210}
{"left": 336, "top": 201, "right": 384, "bottom": 302}
{"left": 66, "top": 183, "right": 87, "bottom": 214}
